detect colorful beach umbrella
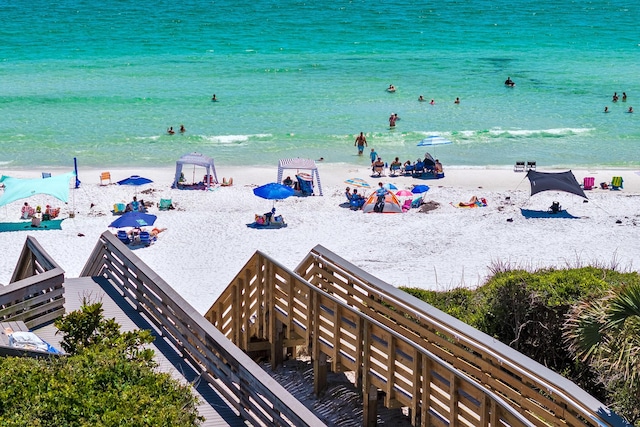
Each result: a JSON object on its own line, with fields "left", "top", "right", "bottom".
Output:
{"left": 344, "top": 178, "right": 370, "bottom": 188}
{"left": 412, "top": 185, "right": 430, "bottom": 194}
{"left": 109, "top": 211, "right": 157, "bottom": 228}
{"left": 383, "top": 183, "right": 398, "bottom": 190}
{"left": 417, "top": 135, "right": 452, "bottom": 146}
{"left": 396, "top": 189, "right": 413, "bottom": 197}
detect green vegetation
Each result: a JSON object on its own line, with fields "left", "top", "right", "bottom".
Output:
{"left": 401, "top": 267, "right": 640, "bottom": 426}
{"left": 0, "top": 301, "right": 203, "bottom": 426}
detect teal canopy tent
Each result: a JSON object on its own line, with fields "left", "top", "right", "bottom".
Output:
{"left": 0, "top": 172, "right": 75, "bottom": 207}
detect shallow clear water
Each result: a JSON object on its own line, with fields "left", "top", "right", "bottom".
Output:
{"left": 1, "top": 0, "right": 639, "bottom": 169}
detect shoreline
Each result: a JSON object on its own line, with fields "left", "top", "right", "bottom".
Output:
{"left": 4, "top": 162, "right": 639, "bottom": 193}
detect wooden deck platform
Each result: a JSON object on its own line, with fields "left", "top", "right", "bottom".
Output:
{"left": 35, "top": 276, "right": 247, "bottom": 427}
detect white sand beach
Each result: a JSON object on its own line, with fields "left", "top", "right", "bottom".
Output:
{"left": 1, "top": 164, "right": 639, "bottom": 314}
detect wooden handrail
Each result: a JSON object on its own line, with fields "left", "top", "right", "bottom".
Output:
{"left": 80, "top": 231, "right": 326, "bottom": 427}
{"left": 294, "top": 245, "right": 630, "bottom": 427}
{"left": 205, "top": 251, "right": 539, "bottom": 426}
{"left": 1, "top": 236, "right": 65, "bottom": 329}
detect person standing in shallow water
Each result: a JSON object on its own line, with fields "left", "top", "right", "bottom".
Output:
{"left": 389, "top": 113, "right": 396, "bottom": 128}
{"left": 354, "top": 132, "right": 367, "bottom": 155}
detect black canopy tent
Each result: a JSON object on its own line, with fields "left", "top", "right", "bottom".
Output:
{"left": 526, "top": 170, "right": 587, "bottom": 199}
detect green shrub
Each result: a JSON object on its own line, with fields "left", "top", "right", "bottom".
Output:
{"left": 0, "top": 301, "right": 203, "bottom": 426}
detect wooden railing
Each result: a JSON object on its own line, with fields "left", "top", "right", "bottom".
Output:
{"left": 0, "top": 236, "right": 65, "bottom": 329}
{"left": 80, "top": 231, "right": 326, "bottom": 427}
{"left": 205, "top": 251, "right": 538, "bottom": 427}
{"left": 295, "top": 246, "right": 629, "bottom": 427}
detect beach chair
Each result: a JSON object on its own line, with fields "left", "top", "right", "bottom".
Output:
{"left": 373, "top": 163, "right": 385, "bottom": 177}
{"left": 116, "top": 230, "right": 130, "bottom": 245}
{"left": 514, "top": 161, "right": 525, "bottom": 172}
{"left": 296, "top": 174, "right": 314, "bottom": 196}
{"left": 403, "top": 163, "right": 414, "bottom": 176}
{"left": 583, "top": 176, "right": 595, "bottom": 190}
{"left": 42, "top": 172, "right": 51, "bottom": 178}
{"left": 139, "top": 231, "right": 154, "bottom": 246}
{"left": 100, "top": 171, "right": 111, "bottom": 185}
{"left": 611, "top": 176, "right": 623, "bottom": 190}
{"left": 389, "top": 164, "right": 401, "bottom": 176}
{"left": 412, "top": 161, "right": 425, "bottom": 177}
{"left": 112, "top": 203, "right": 126, "bottom": 215}
{"left": 158, "top": 198, "right": 173, "bottom": 211}
{"left": 203, "top": 174, "right": 216, "bottom": 185}
{"left": 526, "top": 161, "right": 536, "bottom": 171}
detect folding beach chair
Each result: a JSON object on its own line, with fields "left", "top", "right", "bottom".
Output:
{"left": 526, "top": 161, "right": 536, "bottom": 171}
{"left": 610, "top": 176, "right": 623, "bottom": 190}
{"left": 514, "top": 161, "right": 525, "bottom": 172}
{"left": 100, "top": 171, "right": 111, "bottom": 185}
{"left": 42, "top": 172, "right": 51, "bottom": 178}
{"left": 582, "top": 177, "right": 595, "bottom": 190}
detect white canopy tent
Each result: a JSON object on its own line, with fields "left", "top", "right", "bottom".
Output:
{"left": 276, "top": 158, "right": 323, "bottom": 196}
{"left": 172, "top": 152, "right": 218, "bottom": 189}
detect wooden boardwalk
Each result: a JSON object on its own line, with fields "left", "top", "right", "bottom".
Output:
{"left": 36, "top": 276, "right": 247, "bottom": 427}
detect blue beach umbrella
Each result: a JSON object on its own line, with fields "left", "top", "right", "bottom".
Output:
{"left": 117, "top": 175, "right": 153, "bottom": 195}
{"left": 383, "top": 183, "right": 398, "bottom": 190}
{"left": 254, "top": 182, "right": 295, "bottom": 208}
{"left": 109, "top": 211, "right": 157, "bottom": 228}
{"left": 417, "top": 135, "right": 452, "bottom": 146}
{"left": 253, "top": 183, "right": 295, "bottom": 200}
{"left": 412, "top": 185, "right": 430, "bottom": 194}
{"left": 117, "top": 175, "right": 153, "bottom": 186}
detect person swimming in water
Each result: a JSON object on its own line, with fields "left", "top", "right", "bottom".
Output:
{"left": 504, "top": 77, "right": 515, "bottom": 87}
{"left": 167, "top": 126, "right": 175, "bottom": 135}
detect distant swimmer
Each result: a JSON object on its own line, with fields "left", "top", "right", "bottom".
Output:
{"left": 504, "top": 77, "right": 515, "bottom": 87}
{"left": 387, "top": 84, "right": 396, "bottom": 93}
{"left": 604, "top": 106, "right": 609, "bottom": 113}
{"left": 167, "top": 126, "right": 175, "bottom": 135}
{"left": 418, "top": 95, "right": 425, "bottom": 102}
{"left": 394, "top": 113, "right": 400, "bottom": 121}
{"left": 211, "top": 94, "right": 218, "bottom": 102}
{"left": 317, "top": 157, "right": 325, "bottom": 162}
{"left": 628, "top": 106, "right": 633, "bottom": 113}
{"left": 454, "top": 97, "right": 460, "bottom": 104}
{"left": 179, "top": 124, "right": 186, "bottom": 133}
{"left": 429, "top": 99, "right": 435, "bottom": 105}
{"left": 622, "top": 92, "right": 627, "bottom": 102}
{"left": 612, "top": 92, "right": 618, "bottom": 102}
{"left": 389, "top": 113, "right": 397, "bottom": 128}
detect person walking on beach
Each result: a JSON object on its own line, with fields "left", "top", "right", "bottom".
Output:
{"left": 355, "top": 132, "right": 367, "bottom": 155}
{"left": 389, "top": 113, "right": 396, "bottom": 128}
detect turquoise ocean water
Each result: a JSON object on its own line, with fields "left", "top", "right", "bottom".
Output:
{"left": 1, "top": 0, "right": 639, "bottom": 170}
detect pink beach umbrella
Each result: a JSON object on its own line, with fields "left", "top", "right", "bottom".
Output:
{"left": 396, "top": 189, "right": 413, "bottom": 197}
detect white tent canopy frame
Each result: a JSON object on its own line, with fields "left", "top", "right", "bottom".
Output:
{"left": 276, "top": 158, "right": 323, "bottom": 196}
{"left": 172, "top": 152, "right": 219, "bottom": 189}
